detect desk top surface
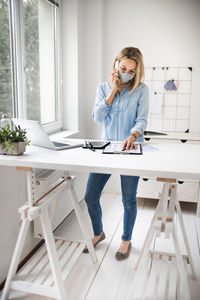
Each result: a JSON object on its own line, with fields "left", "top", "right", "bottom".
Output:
{"left": 0, "top": 141, "right": 200, "bottom": 180}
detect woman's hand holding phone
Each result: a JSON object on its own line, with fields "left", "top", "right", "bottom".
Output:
{"left": 106, "top": 61, "right": 120, "bottom": 106}
{"left": 111, "top": 61, "right": 120, "bottom": 89}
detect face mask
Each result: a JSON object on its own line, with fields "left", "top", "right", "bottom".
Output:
{"left": 119, "top": 72, "right": 135, "bottom": 83}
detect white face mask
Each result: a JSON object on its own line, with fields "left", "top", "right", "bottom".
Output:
{"left": 119, "top": 72, "right": 135, "bottom": 83}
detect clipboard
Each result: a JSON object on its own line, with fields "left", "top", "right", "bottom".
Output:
{"left": 103, "top": 143, "right": 142, "bottom": 155}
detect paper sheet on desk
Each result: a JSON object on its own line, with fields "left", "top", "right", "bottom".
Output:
{"left": 142, "top": 144, "right": 160, "bottom": 152}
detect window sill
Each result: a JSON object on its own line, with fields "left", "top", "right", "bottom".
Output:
{"left": 49, "top": 129, "right": 81, "bottom": 140}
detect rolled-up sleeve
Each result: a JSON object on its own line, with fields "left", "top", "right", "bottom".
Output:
{"left": 130, "top": 85, "right": 149, "bottom": 135}
{"left": 92, "top": 84, "right": 111, "bottom": 123}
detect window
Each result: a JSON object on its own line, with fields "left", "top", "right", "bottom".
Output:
{"left": 0, "top": 0, "right": 13, "bottom": 118}
{"left": 0, "top": 0, "right": 61, "bottom": 132}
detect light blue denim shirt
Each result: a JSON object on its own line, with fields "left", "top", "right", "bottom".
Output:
{"left": 92, "top": 82, "right": 149, "bottom": 142}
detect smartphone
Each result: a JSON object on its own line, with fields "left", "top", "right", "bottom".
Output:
{"left": 115, "top": 60, "right": 119, "bottom": 71}
{"left": 82, "top": 141, "right": 110, "bottom": 149}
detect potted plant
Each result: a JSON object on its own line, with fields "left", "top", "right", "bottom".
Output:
{"left": 0, "top": 125, "right": 30, "bottom": 155}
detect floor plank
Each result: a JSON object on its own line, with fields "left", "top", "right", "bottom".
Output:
{"left": 177, "top": 202, "right": 200, "bottom": 300}
{"left": 84, "top": 198, "right": 150, "bottom": 300}
{"left": 117, "top": 199, "right": 158, "bottom": 300}
{"left": 61, "top": 193, "right": 124, "bottom": 300}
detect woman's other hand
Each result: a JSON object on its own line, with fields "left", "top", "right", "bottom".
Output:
{"left": 121, "top": 135, "right": 137, "bottom": 150}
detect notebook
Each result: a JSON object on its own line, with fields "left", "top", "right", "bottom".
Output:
{"left": 12, "top": 118, "right": 83, "bottom": 151}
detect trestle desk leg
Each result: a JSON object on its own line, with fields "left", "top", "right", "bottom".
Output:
{"left": 161, "top": 182, "right": 170, "bottom": 224}
{"left": 69, "top": 184, "right": 97, "bottom": 264}
{"left": 176, "top": 271, "right": 181, "bottom": 300}
{"left": 168, "top": 185, "right": 176, "bottom": 220}
{"left": 135, "top": 226, "right": 156, "bottom": 271}
{"left": 40, "top": 207, "right": 68, "bottom": 300}
{"left": 171, "top": 227, "right": 191, "bottom": 300}
{"left": 197, "top": 182, "right": 200, "bottom": 217}
{"left": 1, "top": 219, "right": 30, "bottom": 300}
{"left": 135, "top": 199, "right": 161, "bottom": 271}
{"left": 175, "top": 199, "right": 196, "bottom": 279}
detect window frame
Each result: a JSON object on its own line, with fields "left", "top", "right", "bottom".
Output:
{"left": 8, "top": 0, "right": 62, "bottom": 134}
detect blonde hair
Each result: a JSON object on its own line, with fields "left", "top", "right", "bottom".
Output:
{"left": 113, "top": 47, "right": 145, "bottom": 92}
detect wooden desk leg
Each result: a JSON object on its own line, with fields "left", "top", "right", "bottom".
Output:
{"left": 171, "top": 227, "right": 191, "bottom": 300}
{"left": 135, "top": 196, "right": 162, "bottom": 271}
{"left": 40, "top": 207, "right": 68, "bottom": 300}
{"left": 135, "top": 227, "right": 156, "bottom": 272}
{"left": 197, "top": 182, "right": 200, "bottom": 218}
{"left": 1, "top": 219, "right": 30, "bottom": 300}
{"left": 69, "top": 184, "right": 97, "bottom": 264}
{"left": 134, "top": 182, "right": 193, "bottom": 300}
{"left": 175, "top": 199, "right": 196, "bottom": 279}
{"left": 161, "top": 182, "right": 170, "bottom": 226}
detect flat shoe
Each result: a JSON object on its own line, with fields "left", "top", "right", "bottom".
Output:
{"left": 115, "top": 242, "right": 132, "bottom": 260}
{"left": 83, "top": 232, "right": 105, "bottom": 253}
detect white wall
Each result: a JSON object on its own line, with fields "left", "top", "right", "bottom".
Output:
{"left": 82, "top": 0, "right": 200, "bottom": 139}
{"left": 83, "top": 0, "right": 103, "bottom": 138}
{"left": 61, "top": 0, "right": 103, "bottom": 138}
{"left": 61, "top": 0, "right": 79, "bottom": 133}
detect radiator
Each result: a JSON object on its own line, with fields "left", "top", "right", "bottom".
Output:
{"left": 33, "top": 169, "right": 70, "bottom": 238}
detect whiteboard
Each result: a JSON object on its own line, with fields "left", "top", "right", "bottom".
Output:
{"left": 144, "top": 67, "right": 192, "bottom": 132}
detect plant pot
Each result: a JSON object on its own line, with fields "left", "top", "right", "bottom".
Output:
{"left": 0, "top": 142, "right": 26, "bottom": 156}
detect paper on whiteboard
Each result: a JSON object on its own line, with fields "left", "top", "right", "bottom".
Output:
{"left": 149, "top": 93, "right": 163, "bottom": 114}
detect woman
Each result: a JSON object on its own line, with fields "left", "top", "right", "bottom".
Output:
{"left": 83, "top": 47, "right": 149, "bottom": 260}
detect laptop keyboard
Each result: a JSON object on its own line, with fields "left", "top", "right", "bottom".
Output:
{"left": 53, "top": 141, "right": 70, "bottom": 147}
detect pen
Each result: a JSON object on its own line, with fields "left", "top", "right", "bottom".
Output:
{"left": 88, "top": 141, "right": 95, "bottom": 152}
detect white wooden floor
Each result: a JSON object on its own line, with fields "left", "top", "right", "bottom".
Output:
{"left": 4, "top": 193, "right": 200, "bottom": 300}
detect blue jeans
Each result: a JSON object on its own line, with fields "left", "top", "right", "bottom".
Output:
{"left": 84, "top": 173, "right": 139, "bottom": 241}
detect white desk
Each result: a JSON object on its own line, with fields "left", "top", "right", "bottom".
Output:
{"left": 1, "top": 141, "right": 200, "bottom": 300}
{"left": 139, "top": 133, "right": 200, "bottom": 204}
{"left": 0, "top": 142, "right": 200, "bottom": 180}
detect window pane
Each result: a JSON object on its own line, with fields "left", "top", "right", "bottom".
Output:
{"left": 23, "top": 0, "right": 57, "bottom": 124}
{"left": 0, "top": 0, "right": 13, "bottom": 118}
{"left": 23, "top": 0, "right": 40, "bottom": 121}
{"left": 38, "top": 0, "right": 56, "bottom": 124}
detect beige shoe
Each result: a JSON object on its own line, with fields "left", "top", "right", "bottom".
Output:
{"left": 115, "top": 242, "right": 132, "bottom": 260}
{"left": 83, "top": 232, "right": 106, "bottom": 253}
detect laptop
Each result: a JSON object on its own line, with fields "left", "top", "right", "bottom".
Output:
{"left": 12, "top": 118, "right": 83, "bottom": 151}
